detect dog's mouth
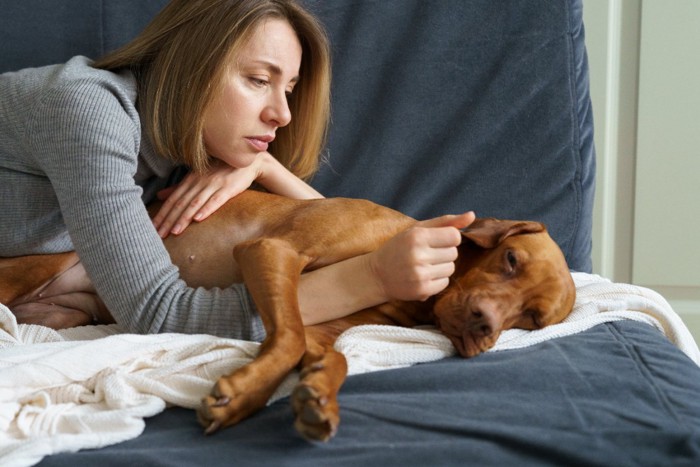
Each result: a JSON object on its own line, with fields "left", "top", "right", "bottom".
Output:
{"left": 433, "top": 309, "right": 502, "bottom": 358}
{"left": 443, "top": 327, "right": 500, "bottom": 358}
{"left": 433, "top": 292, "right": 506, "bottom": 358}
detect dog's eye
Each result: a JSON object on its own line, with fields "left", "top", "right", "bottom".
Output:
{"left": 505, "top": 249, "right": 517, "bottom": 272}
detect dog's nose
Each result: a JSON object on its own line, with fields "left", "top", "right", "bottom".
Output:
{"left": 469, "top": 300, "right": 503, "bottom": 337}
{"left": 470, "top": 310, "right": 491, "bottom": 336}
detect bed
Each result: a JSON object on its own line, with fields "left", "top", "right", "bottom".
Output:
{"left": 2, "top": 1, "right": 700, "bottom": 466}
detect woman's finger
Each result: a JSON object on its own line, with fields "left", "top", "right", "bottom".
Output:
{"left": 424, "top": 226, "right": 463, "bottom": 248}
{"left": 191, "top": 173, "right": 253, "bottom": 222}
{"left": 415, "top": 277, "right": 451, "bottom": 302}
{"left": 418, "top": 211, "right": 475, "bottom": 230}
{"left": 191, "top": 188, "right": 228, "bottom": 223}
{"left": 429, "top": 261, "right": 456, "bottom": 280}
{"left": 165, "top": 184, "right": 224, "bottom": 235}
{"left": 154, "top": 183, "right": 206, "bottom": 237}
{"left": 426, "top": 245, "right": 459, "bottom": 265}
{"left": 152, "top": 176, "right": 197, "bottom": 228}
{"left": 156, "top": 185, "right": 176, "bottom": 201}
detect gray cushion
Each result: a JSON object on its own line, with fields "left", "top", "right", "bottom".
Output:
{"left": 307, "top": 0, "right": 595, "bottom": 272}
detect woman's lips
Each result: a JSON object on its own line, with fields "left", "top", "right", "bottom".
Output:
{"left": 246, "top": 136, "right": 274, "bottom": 152}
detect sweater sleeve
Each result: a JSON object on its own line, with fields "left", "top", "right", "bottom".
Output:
{"left": 27, "top": 69, "right": 265, "bottom": 341}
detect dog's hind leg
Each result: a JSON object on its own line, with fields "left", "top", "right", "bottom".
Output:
{"left": 0, "top": 252, "right": 79, "bottom": 306}
{"left": 198, "top": 237, "right": 308, "bottom": 434}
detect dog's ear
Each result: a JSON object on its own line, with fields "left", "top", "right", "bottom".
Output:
{"left": 460, "top": 218, "right": 546, "bottom": 248}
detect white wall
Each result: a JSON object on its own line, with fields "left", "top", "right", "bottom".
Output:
{"left": 583, "top": 0, "right": 640, "bottom": 283}
{"left": 583, "top": 0, "right": 700, "bottom": 340}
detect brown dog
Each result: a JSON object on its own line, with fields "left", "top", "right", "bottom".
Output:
{"left": 0, "top": 190, "right": 575, "bottom": 441}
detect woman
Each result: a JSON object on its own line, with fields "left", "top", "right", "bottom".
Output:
{"left": 0, "top": 0, "right": 473, "bottom": 340}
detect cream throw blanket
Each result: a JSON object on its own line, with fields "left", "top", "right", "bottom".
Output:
{"left": 1, "top": 273, "right": 699, "bottom": 466}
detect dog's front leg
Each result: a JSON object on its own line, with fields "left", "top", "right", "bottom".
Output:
{"left": 198, "top": 238, "right": 307, "bottom": 434}
{"left": 292, "top": 326, "right": 349, "bottom": 442}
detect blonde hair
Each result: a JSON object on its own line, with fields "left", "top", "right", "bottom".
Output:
{"left": 93, "top": 0, "right": 331, "bottom": 179}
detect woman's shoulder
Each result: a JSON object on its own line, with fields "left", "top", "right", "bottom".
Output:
{"left": 3, "top": 56, "right": 136, "bottom": 104}
{"left": 14, "top": 56, "right": 145, "bottom": 170}
{"left": 43, "top": 56, "right": 138, "bottom": 114}
{"left": 2, "top": 56, "right": 137, "bottom": 133}
{"left": 23, "top": 56, "right": 141, "bottom": 141}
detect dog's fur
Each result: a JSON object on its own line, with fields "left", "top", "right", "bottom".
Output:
{"left": 0, "top": 190, "right": 575, "bottom": 441}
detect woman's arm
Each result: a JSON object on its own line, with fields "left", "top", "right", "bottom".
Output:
{"left": 298, "top": 212, "right": 475, "bottom": 325}
{"left": 255, "top": 152, "right": 323, "bottom": 199}
{"left": 153, "top": 152, "right": 321, "bottom": 237}
{"left": 30, "top": 67, "right": 266, "bottom": 341}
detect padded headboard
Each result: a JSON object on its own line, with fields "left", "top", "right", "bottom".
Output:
{"left": 0, "top": 0, "right": 595, "bottom": 272}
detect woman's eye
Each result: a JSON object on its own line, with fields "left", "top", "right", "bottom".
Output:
{"left": 250, "top": 77, "right": 269, "bottom": 87}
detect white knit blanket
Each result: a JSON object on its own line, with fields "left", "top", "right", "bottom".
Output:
{"left": 1, "top": 273, "right": 698, "bottom": 466}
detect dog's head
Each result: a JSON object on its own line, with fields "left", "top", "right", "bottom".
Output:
{"left": 432, "top": 218, "right": 575, "bottom": 357}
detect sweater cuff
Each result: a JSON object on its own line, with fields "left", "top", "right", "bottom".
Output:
{"left": 238, "top": 287, "right": 266, "bottom": 342}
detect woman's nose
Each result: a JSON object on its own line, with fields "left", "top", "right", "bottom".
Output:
{"left": 262, "top": 90, "right": 292, "bottom": 128}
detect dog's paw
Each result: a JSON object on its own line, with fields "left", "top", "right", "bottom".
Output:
{"left": 291, "top": 380, "right": 339, "bottom": 442}
{"left": 197, "top": 376, "right": 266, "bottom": 434}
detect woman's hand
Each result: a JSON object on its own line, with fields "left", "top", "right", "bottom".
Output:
{"left": 368, "top": 212, "right": 476, "bottom": 302}
{"left": 297, "top": 211, "right": 476, "bottom": 326}
{"left": 153, "top": 153, "right": 322, "bottom": 238}
{"left": 152, "top": 159, "right": 258, "bottom": 237}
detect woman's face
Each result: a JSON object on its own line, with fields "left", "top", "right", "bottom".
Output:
{"left": 203, "top": 18, "right": 302, "bottom": 168}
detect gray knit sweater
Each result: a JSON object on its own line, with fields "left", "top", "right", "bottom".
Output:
{"left": 0, "top": 56, "right": 264, "bottom": 340}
